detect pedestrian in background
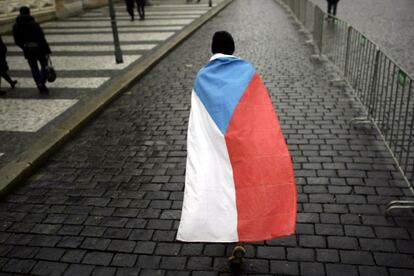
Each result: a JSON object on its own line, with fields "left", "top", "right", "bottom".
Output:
{"left": 327, "top": 0, "right": 340, "bottom": 18}
{"left": 0, "top": 35, "right": 18, "bottom": 96}
{"left": 125, "top": 0, "right": 135, "bottom": 21}
{"left": 13, "top": 6, "right": 51, "bottom": 93}
{"left": 137, "top": 0, "right": 146, "bottom": 20}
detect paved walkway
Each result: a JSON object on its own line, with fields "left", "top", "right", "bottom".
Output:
{"left": 0, "top": 0, "right": 222, "bottom": 167}
{"left": 0, "top": 0, "right": 413, "bottom": 275}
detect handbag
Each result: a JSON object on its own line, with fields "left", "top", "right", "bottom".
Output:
{"left": 45, "top": 55, "right": 56, "bottom": 83}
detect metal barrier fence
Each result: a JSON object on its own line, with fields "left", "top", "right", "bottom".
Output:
{"left": 279, "top": 0, "right": 414, "bottom": 212}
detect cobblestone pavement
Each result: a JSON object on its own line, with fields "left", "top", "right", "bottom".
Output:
{"left": 1, "top": 0, "right": 414, "bottom": 275}
{"left": 310, "top": 0, "right": 414, "bottom": 76}
{"left": 0, "top": 0, "right": 222, "bottom": 167}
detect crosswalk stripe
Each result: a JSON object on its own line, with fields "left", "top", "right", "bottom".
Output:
{"left": 66, "top": 15, "right": 200, "bottom": 20}
{"left": 16, "top": 77, "right": 110, "bottom": 89}
{"left": 41, "top": 19, "right": 193, "bottom": 27}
{"left": 84, "top": 9, "right": 207, "bottom": 17}
{"left": 0, "top": 99, "right": 78, "bottom": 132}
{"left": 8, "top": 55, "right": 141, "bottom": 70}
{"left": 84, "top": 10, "right": 206, "bottom": 16}
{"left": 42, "top": 26, "right": 183, "bottom": 33}
{"left": 3, "top": 32, "right": 174, "bottom": 43}
{"left": 6, "top": 44, "right": 156, "bottom": 52}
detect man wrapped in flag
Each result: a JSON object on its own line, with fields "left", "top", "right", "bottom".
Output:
{"left": 177, "top": 31, "right": 297, "bottom": 264}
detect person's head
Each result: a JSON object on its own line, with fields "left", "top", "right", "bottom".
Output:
{"left": 211, "top": 31, "right": 235, "bottom": 55}
{"left": 19, "top": 6, "right": 30, "bottom": 16}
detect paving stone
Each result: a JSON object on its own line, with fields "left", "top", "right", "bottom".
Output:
{"left": 299, "top": 235, "right": 326, "bottom": 248}
{"left": 300, "top": 262, "right": 325, "bottom": 276}
{"left": 63, "top": 264, "right": 94, "bottom": 276}
{"left": 270, "top": 260, "right": 299, "bottom": 275}
{"left": 375, "top": 227, "right": 410, "bottom": 239}
{"left": 155, "top": 243, "right": 181, "bottom": 256}
{"left": 57, "top": 236, "right": 84, "bottom": 248}
{"left": 31, "top": 261, "right": 68, "bottom": 276}
{"left": 2, "top": 258, "right": 36, "bottom": 273}
{"left": 107, "top": 240, "right": 136, "bottom": 253}
{"left": 83, "top": 251, "right": 113, "bottom": 266}
{"left": 91, "top": 267, "right": 117, "bottom": 276}
{"left": 344, "top": 225, "right": 375, "bottom": 238}
{"left": 80, "top": 238, "right": 111, "bottom": 251}
{"left": 340, "top": 250, "right": 374, "bottom": 265}
{"left": 316, "top": 249, "right": 339, "bottom": 263}
{"left": 327, "top": 236, "right": 359, "bottom": 250}
{"left": 180, "top": 244, "right": 203, "bottom": 256}
{"left": 137, "top": 255, "right": 162, "bottom": 269}
{"left": 358, "top": 266, "right": 389, "bottom": 276}
{"left": 8, "top": 245, "right": 39, "bottom": 258}
{"left": 257, "top": 246, "right": 285, "bottom": 259}
{"left": 389, "top": 268, "right": 414, "bottom": 276}
{"left": 134, "top": 241, "right": 156, "bottom": 254}
{"left": 374, "top": 252, "right": 414, "bottom": 269}
{"left": 359, "top": 238, "right": 396, "bottom": 252}
{"left": 61, "top": 249, "right": 87, "bottom": 263}
{"left": 129, "top": 229, "right": 154, "bottom": 241}
{"left": 326, "top": 264, "right": 358, "bottom": 276}
{"left": 287, "top": 248, "right": 315, "bottom": 262}
{"left": 187, "top": 257, "right": 213, "bottom": 270}
{"left": 160, "top": 256, "right": 186, "bottom": 270}
{"left": 111, "top": 253, "right": 137, "bottom": 267}
{"left": 35, "top": 247, "right": 66, "bottom": 261}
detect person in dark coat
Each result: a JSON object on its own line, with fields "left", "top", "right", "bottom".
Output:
{"left": 125, "top": 0, "right": 135, "bottom": 21}
{"left": 13, "top": 6, "right": 51, "bottom": 93}
{"left": 0, "top": 35, "right": 18, "bottom": 96}
{"left": 327, "top": 0, "right": 340, "bottom": 18}
{"left": 137, "top": 0, "right": 145, "bottom": 20}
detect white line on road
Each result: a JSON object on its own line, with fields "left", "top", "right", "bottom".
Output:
{"left": 8, "top": 55, "right": 141, "bottom": 70}
{"left": 7, "top": 44, "right": 156, "bottom": 52}
{"left": 3, "top": 32, "right": 174, "bottom": 43}
{"left": 15, "top": 77, "right": 110, "bottom": 89}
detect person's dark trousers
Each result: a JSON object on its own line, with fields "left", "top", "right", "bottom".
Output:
{"left": 27, "top": 55, "right": 47, "bottom": 90}
{"left": 1, "top": 72, "right": 14, "bottom": 86}
{"left": 136, "top": 0, "right": 145, "bottom": 19}
{"left": 126, "top": 0, "right": 135, "bottom": 20}
{"left": 327, "top": 1, "right": 338, "bottom": 17}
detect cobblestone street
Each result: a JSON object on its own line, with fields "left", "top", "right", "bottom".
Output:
{"left": 0, "top": 0, "right": 413, "bottom": 275}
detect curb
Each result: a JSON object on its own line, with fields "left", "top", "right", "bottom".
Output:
{"left": 0, "top": 0, "right": 234, "bottom": 197}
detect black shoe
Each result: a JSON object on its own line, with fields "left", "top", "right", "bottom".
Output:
{"left": 38, "top": 84, "right": 49, "bottom": 94}
{"left": 11, "top": 80, "right": 17, "bottom": 89}
{"left": 0, "top": 90, "right": 6, "bottom": 96}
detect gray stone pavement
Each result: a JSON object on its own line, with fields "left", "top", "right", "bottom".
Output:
{"left": 0, "top": 0, "right": 414, "bottom": 275}
{"left": 310, "top": 0, "right": 414, "bottom": 76}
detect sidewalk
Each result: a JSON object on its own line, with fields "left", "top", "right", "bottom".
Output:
{"left": 0, "top": 0, "right": 413, "bottom": 275}
{"left": 0, "top": 0, "right": 228, "bottom": 189}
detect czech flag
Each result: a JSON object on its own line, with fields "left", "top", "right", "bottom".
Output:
{"left": 177, "top": 54, "right": 297, "bottom": 242}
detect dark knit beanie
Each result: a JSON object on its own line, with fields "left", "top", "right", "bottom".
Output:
{"left": 19, "top": 6, "right": 30, "bottom": 15}
{"left": 211, "top": 31, "right": 235, "bottom": 55}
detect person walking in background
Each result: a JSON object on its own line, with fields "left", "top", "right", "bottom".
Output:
{"left": 13, "top": 6, "right": 51, "bottom": 93}
{"left": 327, "top": 0, "right": 340, "bottom": 18}
{"left": 137, "top": 0, "right": 146, "bottom": 20}
{"left": 0, "top": 35, "right": 18, "bottom": 96}
{"left": 125, "top": 0, "right": 135, "bottom": 21}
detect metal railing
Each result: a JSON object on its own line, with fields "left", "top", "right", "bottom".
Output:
{"left": 279, "top": 0, "right": 414, "bottom": 213}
